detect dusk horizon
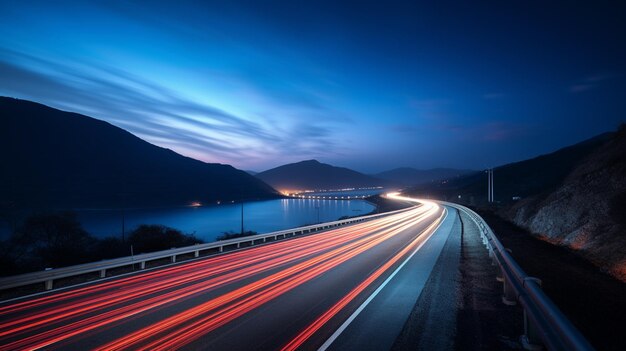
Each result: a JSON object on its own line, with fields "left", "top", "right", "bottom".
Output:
{"left": 1, "top": 1, "right": 624, "bottom": 173}
{"left": 4, "top": 94, "right": 618, "bottom": 176}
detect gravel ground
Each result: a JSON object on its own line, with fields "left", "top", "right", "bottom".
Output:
{"left": 454, "top": 210, "right": 522, "bottom": 350}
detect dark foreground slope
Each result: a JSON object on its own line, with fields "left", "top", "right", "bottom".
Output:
{"left": 0, "top": 97, "right": 278, "bottom": 209}
{"left": 256, "top": 159, "right": 384, "bottom": 191}
{"left": 504, "top": 126, "right": 626, "bottom": 281}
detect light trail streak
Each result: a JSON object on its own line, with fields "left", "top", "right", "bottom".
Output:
{"left": 0, "top": 210, "right": 415, "bottom": 338}
{"left": 281, "top": 204, "right": 444, "bottom": 350}
{"left": 0, "top": 210, "right": 413, "bottom": 316}
{"left": 0, "top": 204, "right": 436, "bottom": 351}
{"left": 94, "top": 204, "right": 438, "bottom": 351}
{"left": 146, "top": 208, "right": 440, "bottom": 351}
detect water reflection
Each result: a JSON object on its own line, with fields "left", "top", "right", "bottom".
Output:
{"left": 76, "top": 199, "right": 376, "bottom": 242}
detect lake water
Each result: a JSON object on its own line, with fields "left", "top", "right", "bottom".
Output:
{"left": 75, "top": 198, "right": 376, "bottom": 242}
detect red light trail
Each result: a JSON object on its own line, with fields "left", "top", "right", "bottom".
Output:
{"left": 0, "top": 199, "right": 442, "bottom": 351}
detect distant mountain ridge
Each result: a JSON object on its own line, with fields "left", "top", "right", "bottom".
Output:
{"left": 408, "top": 132, "right": 613, "bottom": 204}
{"left": 0, "top": 97, "right": 279, "bottom": 209}
{"left": 256, "top": 160, "right": 384, "bottom": 192}
{"left": 374, "top": 167, "right": 475, "bottom": 186}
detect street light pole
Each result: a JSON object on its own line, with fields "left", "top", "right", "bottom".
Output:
{"left": 121, "top": 208, "right": 125, "bottom": 243}
{"left": 486, "top": 169, "right": 490, "bottom": 203}
{"left": 241, "top": 201, "right": 244, "bottom": 235}
{"left": 315, "top": 205, "right": 320, "bottom": 224}
{"left": 486, "top": 168, "right": 493, "bottom": 203}
{"left": 486, "top": 168, "right": 495, "bottom": 203}
{"left": 491, "top": 169, "right": 494, "bottom": 202}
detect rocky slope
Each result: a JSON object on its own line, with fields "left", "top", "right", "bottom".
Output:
{"left": 504, "top": 125, "right": 626, "bottom": 281}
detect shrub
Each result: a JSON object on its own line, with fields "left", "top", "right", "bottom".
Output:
{"left": 128, "top": 224, "right": 202, "bottom": 253}
{"left": 7, "top": 212, "right": 96, "bottom": 271}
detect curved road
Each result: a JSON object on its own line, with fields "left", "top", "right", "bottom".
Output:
{"left": 0, "top": 197, "right": 452, "bottom": 350}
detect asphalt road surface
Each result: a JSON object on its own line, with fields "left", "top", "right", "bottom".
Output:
{"left": 0, "top": 197, "right": 455, "bottom": 351}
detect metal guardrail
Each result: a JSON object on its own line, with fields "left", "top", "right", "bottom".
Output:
{"left": 441, "top": 201, "right": 594, "bottom": 351}
{"left": 0, "top": 206, "right": 416, "bottom": 292}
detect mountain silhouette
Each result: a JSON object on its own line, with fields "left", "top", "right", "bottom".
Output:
{"left": 374, "top": 167, "right": 475, "bottom": 186}
{"left": 256, "top": 160, "right": 384, "bottom": 192}
{"left": 0, "top": 97, "right": 279, "bottom": 209}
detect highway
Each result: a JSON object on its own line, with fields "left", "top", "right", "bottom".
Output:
{"left": 0, "top": 197, "right": 452, "bottom": 351}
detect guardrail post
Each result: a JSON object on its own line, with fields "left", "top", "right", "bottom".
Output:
{"left": 502, "top": 276, "right": 517, "bottom": 306}
{"left": 502, "top": 248, "right": 517, "bottom": 305}
{"left": 45, "top": 279, "right": 53, "bottom": 290}
{"left": 194, "top": 250, "right": 199, "bottom": 258}
{"left": 491, "top": 248, "right": 498, "bottom": 266}
{"left": 219, "top": 246, "right": 223, "bottom": 253}
{"left": 521, "top": 277, "right": 544, "bottom": 350}
{"left": 140, "top": 261, "right": 146, "bottom": 269}
{"left": 171, "top": 255, "right": 176, "bottom": 263}
{"left": 100, "top": 269, "right": 106, "bottom": 278}
{"left": 496, "top": 263, "right": 504, "bottom": 282}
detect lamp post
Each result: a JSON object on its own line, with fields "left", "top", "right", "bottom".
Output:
{"left": 117, "top": 192, "right": 127, "bottom": 243}
{"left": 121, "top": 208, "right": 126, "bottom": 243}
{"left": 486, "top": 168, "right": 494, "bottom": 203}
{"left": 315, "top": 205, "right": 320, "bottom": 224}
{"left": 491, "top": 168, "right": 494, "bottom": 202}
{"left": 240, "top": 201, "right": 244, "bottom": 235}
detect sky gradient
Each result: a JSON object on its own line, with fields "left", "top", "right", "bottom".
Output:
{"left": 1, "top": 1, "right": 625, "bottom": 173}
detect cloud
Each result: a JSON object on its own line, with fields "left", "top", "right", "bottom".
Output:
{"left": 569, "top": 84, "right": 595, "bottom": 93}
{"left": 479, "top": 122, "right": 526, "bottom": 141}
{"left": 569, "top": 74, "right": 614, "bottom": 93}
{"left": 483, "top": 92, "right": 506, "bottom": 99}
{"left": 428, "top": 120, "right": 526, "bottom": 142}
{"left": 0, "top": 49, "right": 348, "bottom": 168}
{"left": 388, "top": 124, "right": 420, "bottom": 134}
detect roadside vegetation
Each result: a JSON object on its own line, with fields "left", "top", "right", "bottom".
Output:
{"left": 0, "top": 212, "right": 202, "bottom": 277}
{"left": 216, "top": 230, "right": 258, "bottom": 241}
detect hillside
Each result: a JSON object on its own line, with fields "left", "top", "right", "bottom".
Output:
{"left": 503, "top": 126, "right": 626, "bottom": 281}
{"left": 256, "top": 160, "right": 384, "bottom": 192}
{"left": 374, "top": 167, "right": 474, "bottom": 186}
{"left": 407, "top": 133, "right": 612, "bottom": 205}
{"left": 0, "top": 97, "right": 279, "bottom": 209}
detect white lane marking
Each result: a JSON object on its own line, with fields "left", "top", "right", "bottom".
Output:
{"left": 318, "top": 207, "right": 449, "bottom": 351}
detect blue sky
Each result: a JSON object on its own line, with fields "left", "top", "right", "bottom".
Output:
{"left": 1, "top": 1, "right": 624, "bottom": 172}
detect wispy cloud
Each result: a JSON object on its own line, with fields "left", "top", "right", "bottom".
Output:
{"left": 0, "top": 49, "right": 348, "bottom": 169}
{"left": 569, "top": 74, "right": 614, "bottom": 93}
{"left": 483, "top": 92, "right": 506, "bottom": 99}
{"left": 429, "top": 120, "right": 527, "bottom": 142}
